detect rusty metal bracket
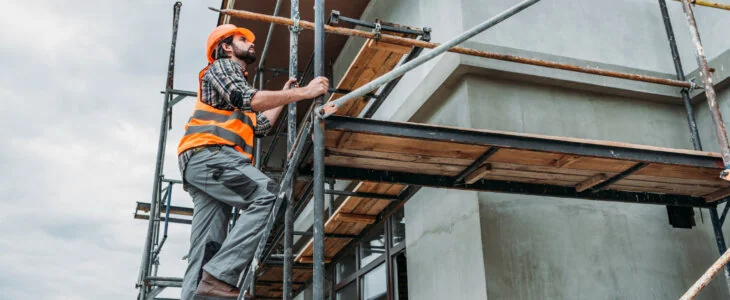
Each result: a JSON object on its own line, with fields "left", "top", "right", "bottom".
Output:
{"left": 372, "top": 20, "right": 382, "bottom": 40}
{"left": 682, "top": 78, "right": 698, "bottom": 93}
{"left": 289, "top": 17, "right": 301, "bottom": 33}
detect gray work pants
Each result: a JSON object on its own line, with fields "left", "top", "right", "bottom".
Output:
{"left": 180, "top": 146, "right": 276, "bottom": 300}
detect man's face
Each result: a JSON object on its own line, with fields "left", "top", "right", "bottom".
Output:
{"left": 231, "top": 34, "right": 256, "bottom": 64}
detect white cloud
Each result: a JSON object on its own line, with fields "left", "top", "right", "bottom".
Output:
{"left": 0, "top": 0, "right": 218, "bottom": 299}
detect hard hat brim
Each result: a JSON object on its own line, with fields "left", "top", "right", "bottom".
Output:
{"left": 230, "top": 27, "right": 256, "bottom": 43}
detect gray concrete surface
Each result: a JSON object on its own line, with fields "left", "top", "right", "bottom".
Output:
{"left": 301, "top": 0, "right": 730, "bottom": 299}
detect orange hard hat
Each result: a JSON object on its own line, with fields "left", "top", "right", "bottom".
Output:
{"left": 206, "top": 24, "right": 256, "bottom": 63}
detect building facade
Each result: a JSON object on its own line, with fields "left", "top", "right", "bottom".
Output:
{"left": 294, "top": 0, "right": 730, "bottom": 299}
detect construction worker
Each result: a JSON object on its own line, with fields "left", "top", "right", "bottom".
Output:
{"left": 177, "top": 24, "right": 329, "bottom": 300}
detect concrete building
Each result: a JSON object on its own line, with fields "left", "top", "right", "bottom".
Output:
{"left": 295, "top": 0, "right": 730, "bottom": 299}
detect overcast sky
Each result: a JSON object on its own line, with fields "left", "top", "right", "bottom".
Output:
{"left": 0, "top": 1, "right": 221, "bottom": 299}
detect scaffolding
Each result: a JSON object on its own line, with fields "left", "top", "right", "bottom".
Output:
{"left": 134, "top": 0, "right": 730, "bottom": 299}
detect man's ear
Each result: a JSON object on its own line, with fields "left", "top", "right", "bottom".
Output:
{"left": 221, "top": 43, "right": 233, "bottom": 55}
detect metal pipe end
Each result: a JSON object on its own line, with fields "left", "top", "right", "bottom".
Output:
{"left": 208, "top": 7, "right": 222, "bottom": 13}
{"left": 721, "top": 169, "right": 730, "bottom": 182}
{"left": 174, "top": 1, "right": 182, "bottom": 8}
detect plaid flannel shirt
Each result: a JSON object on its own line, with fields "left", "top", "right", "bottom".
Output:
{"left": 178, "top": 59, "right": 273, "bottom": 176}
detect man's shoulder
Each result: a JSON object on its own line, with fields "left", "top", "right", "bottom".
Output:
{"left": 211, "top": 58, "right": 240, "bottom": 70}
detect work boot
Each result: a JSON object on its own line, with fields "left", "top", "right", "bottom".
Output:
{"left": 193, "top": 271, "right": 240, "bottom": 300}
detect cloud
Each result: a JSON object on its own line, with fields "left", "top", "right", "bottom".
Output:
{"left": 0, "top": 1, "right": 218, "bottom": 299}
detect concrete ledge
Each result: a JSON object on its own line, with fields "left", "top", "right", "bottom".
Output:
{"left": 457, "top": 42, "right": 687, "bottom": 103}
{"left": 389, "top": 41, "right": 704, "bottom": 122}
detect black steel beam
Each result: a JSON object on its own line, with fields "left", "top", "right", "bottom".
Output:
{"left": 453, "top": 147, "right": 500, "bottom": 183}
{"left": 591, "top": 162, "right": 648, "bottom": 191}
{"left": 330, "top": 10, "right": 428, "bottom": 37}
{"left": 324, "top": 189, "right": 400, "bottom": 201}
{"left": 292, "top": 231, "right": 358, "bottom": 239}
{"left": 303, "top": 166, "right": 714, "bottom": 208}
{"left": 324, "top": 116, "right": 723, "bottom": 169}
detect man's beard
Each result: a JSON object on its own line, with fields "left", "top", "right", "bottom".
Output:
{"left": 233, "top": 44, "right": 256, "bottom": 64}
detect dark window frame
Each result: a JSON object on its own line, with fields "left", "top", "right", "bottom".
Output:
{"left": 332, "top": 206, "right": 408, "bottom": 300}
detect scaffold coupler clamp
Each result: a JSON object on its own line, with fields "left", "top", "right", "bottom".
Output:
{"left": 683, "top": 79, "right": 697, "bottom": 93}
{"left": 372, "top": 20, "right": 382, "bottom": 41}
{"left": 422, "top": 27, "right": 432, "bottom": 42}
{"left": 289, "top": 18, "right": 301, "bottom": 34}
{"left": 721, "top": 168, "right": 730, "bottom": 182}
{"left": 330, "top": 10, "right": 341, "bottom": 25}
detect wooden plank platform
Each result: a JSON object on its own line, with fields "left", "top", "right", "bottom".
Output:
{"left": 254, "top": 266, "right": 311, "bottom": 298}
{"left": 326, "top": 24, "right": 416, "bottom": 118}
{"left": 294, "top": 182, "right": 404, "bottom": 263}
{"left": 289, "top": 117, "right": 730, "bottom": 267}
{"left": 319, "top": 116, "right": 728, "bottom": 206}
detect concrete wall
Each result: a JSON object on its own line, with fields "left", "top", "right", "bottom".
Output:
{"left": 453, "top": 76, "right": 726, "bottom": 299}
{"left": 320, "top": 0, "right": 730, "bottom": 299}
{"left": 401, "top": 74, "right": 729, "bottom": 299}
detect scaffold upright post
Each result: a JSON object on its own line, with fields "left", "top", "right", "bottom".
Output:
{"left": 658, "top": 0, "right": 702, "bottom": 150}
{"left": 660, "top": 0, "right": 730, "bottom": 293}
{"left": 313, "top": 0, "right": 327, "bottom": 298}
{"left": 283, "top": 0, "right": 300, "bottom": 298}
{"left": 678, "top": 0, "right": 730, "bottom": 181}
{"left": 138, "top": 3, "right": 181, "bottom": 299}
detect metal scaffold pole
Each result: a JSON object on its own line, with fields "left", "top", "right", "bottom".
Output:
{"left": 283, "top": 0, "right": 300, "bottom": 298}
{"left": 678, "top": 0, "right": 730, "bottom": 180}
{"left": 313, "top": 0, "right": 326, "bottom": 298}
{"left": 658, "top": 0, "right": 702, "bottom": 150}
{"left": 137, "top": 2, "right": 181, "bottom": 299}
{"left": 659, "top": 0, "right": 730, "bottom": 294}
{"left": 710, "top": 208, "right": 730, "bottom": 293}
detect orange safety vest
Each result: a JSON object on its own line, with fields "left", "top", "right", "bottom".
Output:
{"left": 177, "top": 66, "right": 257, "bottom": 163}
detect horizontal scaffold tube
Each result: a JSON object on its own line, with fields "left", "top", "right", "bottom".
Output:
{"left": 211, "top": 7, "right": 696, "bottom": 89}
{"left": 675, "top": 0, "right": 730, "bottom": 11}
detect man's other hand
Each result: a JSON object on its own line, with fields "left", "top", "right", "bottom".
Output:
{"left": 303, "top": 76, "right": 329, "bottom": 99}
{"left": 282, "top": 77, "right": 298, "bottom": 90}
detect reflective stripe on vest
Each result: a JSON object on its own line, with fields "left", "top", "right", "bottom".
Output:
{"left": 177, "top": 99, "right": 257, "bottom": 162}
{"left": 190, "top": 109, "right": 255, "bottom": 127}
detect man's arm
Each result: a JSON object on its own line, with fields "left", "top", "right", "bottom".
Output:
{"left": 206, "top": 59, "right": 329, "bottom": 113}
{"left": 250, "top": 77, "right": 327, "bottom": 112}
{"left": 260, "top": 78, "right": 299, "bottom": 126}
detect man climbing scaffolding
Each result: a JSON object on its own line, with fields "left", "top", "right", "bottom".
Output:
{"left": 177, "top": 24, "right": 329, "bottom": 300}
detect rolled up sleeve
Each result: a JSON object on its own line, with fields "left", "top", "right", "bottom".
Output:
{"left": 255, "top": 114, "right": 273, "bottom": 137}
